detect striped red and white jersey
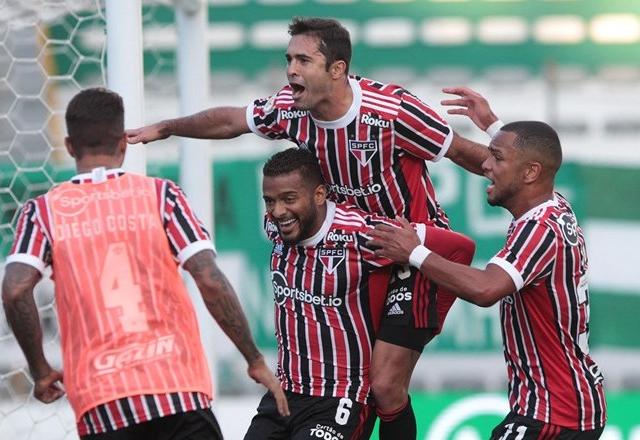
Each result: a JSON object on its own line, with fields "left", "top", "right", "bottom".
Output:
{"left": 265, "top": 201, "right": 425, "bottom": 404}
{"left": 247, "top": 76, "right": 453, "bottom": 227}
{"left": 489, "top": 193, "right": 606, "bottom": 431}
{"left": 7, "top": 168, "right": 215, "bottom": 436}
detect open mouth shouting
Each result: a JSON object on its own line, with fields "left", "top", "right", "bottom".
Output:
{"left": 289, "top": 82, "right": 306, "bottom": 101}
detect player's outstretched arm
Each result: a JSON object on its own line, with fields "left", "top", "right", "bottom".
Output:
{"left": 367, "top": 219, "right": 515, "bottom": 307}
{"left": 2, "top": 263, "right": 65, "bottom": 403}
{"left": 184, "top": 249, "right": 290, "bottom": 416}
{"left": 126, "top": 106, "right": 250, "bottom": 144}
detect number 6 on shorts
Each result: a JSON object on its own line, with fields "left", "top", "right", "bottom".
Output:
{"left": 335, "top": 398, "right": 353, "bottom": 426}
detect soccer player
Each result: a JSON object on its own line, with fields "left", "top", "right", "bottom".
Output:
{"left": 244, "top": 148, "right": 474, "bottom": 439}
{"left": 1, "top": 88, "right": 288, "bottom": 440}
{"left": 368, "top": 121, "right": 607, "bottom": 439}
{"left": 127, "top": 17, "right": 495, "bottom": 437}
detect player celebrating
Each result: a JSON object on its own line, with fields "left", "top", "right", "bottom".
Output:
{"left": 127, "top": 17, "right": 496, "bottom": 437}
{"left": 245, "top": 148, "right": 474, "bottom": 439}
{"left": 368, "top": 121, "right": 606, "bottom": 439}
{"left": 2, "top": 88, "right": 288, "bottom": 440}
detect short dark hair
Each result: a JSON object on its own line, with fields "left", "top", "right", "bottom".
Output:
{"left": 65, "top": 87, "right": 124, "bottom": 159}
{"left": 263, "top": 148, "right": 324, "bottom": 187}
{"left": 501, "top": 121, "right": 563, "bottom": 176}
{"left": 288, "top": 17, "right": 351, "bottom": 73}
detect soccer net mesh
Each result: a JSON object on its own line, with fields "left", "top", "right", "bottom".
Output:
{"left": 0, "top": 2, "right": 176, "bottom": 437}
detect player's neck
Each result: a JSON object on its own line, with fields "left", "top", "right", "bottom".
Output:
{"left": 310, "top": 78, "right": 353, "bottom": 121}
{"left": 509, "top": 188, "right": 555, "bottom": 219}
{"left": 75, "top": 155, "right": 124, "bottom": 174}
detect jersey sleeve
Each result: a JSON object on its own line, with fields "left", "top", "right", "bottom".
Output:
{"left": 357, "top": 214, "right": 427, "bottom": 268}
{"left": 489, "top": 220, "right": 557, "bottom": 291}
{"left": 245, "top": 87, "right": 292, "bottom": 141}
{"left": 161, "top": 180, "right": 216, "bottom": 265}
{"left": 393, "top": 90, "right": 453, "bottom": 162}
{"left": 5, "top": 199, "right": 52, "bottom": 274}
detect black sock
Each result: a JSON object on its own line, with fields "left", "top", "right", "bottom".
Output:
{"left": 377, "top": 396, "right": 416, "bottom": 440}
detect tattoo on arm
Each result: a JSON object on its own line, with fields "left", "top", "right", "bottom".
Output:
{"left": 2, "top": 263, "right": 49, "bottom": 378}
{"left": 185, "top": 250, "right": 262, "bottom": 363}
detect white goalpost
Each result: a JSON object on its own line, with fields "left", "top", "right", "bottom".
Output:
{"left": 0, "top": 1, "right": 225, "bottom": 438}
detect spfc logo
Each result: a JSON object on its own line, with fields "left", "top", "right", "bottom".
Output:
{"left": 348, "top": 140, "right": 378, "bottom": 166}
{"left": 557, "top": 212, "right": 579, "bottom": 246}
{"left": 319, "top": 247, "right": 345, "bottom": 274}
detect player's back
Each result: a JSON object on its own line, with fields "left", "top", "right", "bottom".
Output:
{"left": 42, "top": 172, "right": 211, "bottom": 419}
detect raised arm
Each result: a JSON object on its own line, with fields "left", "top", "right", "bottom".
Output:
{"left": 367, "top": 219, "right": 515, "bottom": 307}
{"left": 442, "top": 86, "right": 502, "bottom": 175}
{"left": 126, "top": 106, "right": 250, "bottom": 144}
{"left": 183, "top": 249, "right": 290, "bottom": 416}
{"left": 2, "top": 263, "right": 65, "bottom": 403}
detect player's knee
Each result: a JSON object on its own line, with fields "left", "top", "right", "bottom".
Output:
{"left": 370, "top": 375, "right": 407, "bottom": 407}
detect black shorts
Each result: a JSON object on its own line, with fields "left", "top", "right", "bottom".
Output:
{"left": 80, "top": 408, "right": 223, "bottom": 440}
{"left": 244, "top": 390, "right": 376, "bottom": 440}
{"left": 490, "top": 412, "right": 604, "bottom": 440}
{"left": 376, "top": 265, "right": 439, "bottom": 352}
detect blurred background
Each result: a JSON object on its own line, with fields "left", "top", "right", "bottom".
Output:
{"left": 1, "top": 0, "right": 639, "bottom": 438}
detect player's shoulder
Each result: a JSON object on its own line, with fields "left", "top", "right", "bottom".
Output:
{"left": 332, "top": 203, "right": 393, "bottom": 232}
{"left": 356, "top": 75, "right": 406, "bottom": 99}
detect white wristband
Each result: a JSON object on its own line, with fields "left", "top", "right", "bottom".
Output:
{"left": 409, "top": 245, "right": 431, "bottom": 269}
{"left": 485, "top": 120, "right": 505, "bottom": 138}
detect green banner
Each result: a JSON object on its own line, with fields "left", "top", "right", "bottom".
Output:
{"left": 368, "top": 392, "right": 640, "bottom": 440}
{"left": 1, "top": 159, "right": 638, "bottom": 351}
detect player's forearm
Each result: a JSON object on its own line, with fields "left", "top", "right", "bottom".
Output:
{"left": 161, "top": 106, "right": 249, "bottom": 140}
{"left": 446, "top": 133, "right": 490, "bottom": 175}
{"left": 418, "top": 253, "right": 496, "bottom": 307}
{"left": 185, "top": 251, "right": 262, "bottom": 364}
{"left": 2, "top": 272, "right": 50, "bottom": 378}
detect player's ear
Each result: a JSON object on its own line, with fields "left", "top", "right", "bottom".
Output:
{"left": 117, "top": 133, "right": 127, "bottom": 155}
{"left": 314, "top": 183, "right": 327, "bottom": 205}
{"left": 64, "top": 137, "right": 77, "bottom": 159}
{"left": 330, "top": 60, "right": 347, "bottom": 79}
{"left": 523, "top": 161, "right": 542, "bottom": 184}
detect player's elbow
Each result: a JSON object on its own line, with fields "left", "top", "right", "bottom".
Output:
{"left": 469, "top": 285, "right": 501, "bottom": 308}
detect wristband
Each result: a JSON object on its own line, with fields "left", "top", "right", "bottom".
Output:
{"left": 485, "top": 120, "right": 505, "bottom": 138}
{"left": 409, "top": 245, "right": 431, "bottom": 269}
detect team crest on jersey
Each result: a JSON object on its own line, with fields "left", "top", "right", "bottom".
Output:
{"left": 319, "top": 247, "right": 345, "bottom": 274}
{"left": 348, "top": 140, "right": 378, "bottom": 166}
{"left": 557, "top": 212, "right": 579, "bottom": 246}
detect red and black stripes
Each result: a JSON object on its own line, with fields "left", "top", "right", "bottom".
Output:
{"left": 266, "top": 203, "right": 398, "bottom": 404}
{"left": 248, "top": 76, "right": 453, "bottom": 226}
{"left": 491, "top": 194, "right": 606, "bottom": 430}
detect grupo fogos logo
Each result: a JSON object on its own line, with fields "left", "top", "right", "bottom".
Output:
{"left": 271, "top": 271, "right": 342, "bottom": 307}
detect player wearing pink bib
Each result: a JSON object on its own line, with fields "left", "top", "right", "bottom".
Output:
{"left": 2, "top": 88, "right": 288, "bottom": 440}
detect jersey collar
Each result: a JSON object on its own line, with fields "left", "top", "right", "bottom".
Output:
{"left": 71, "top": 167, "right": 126, "bottom": 184}
{"left": 514, "top": 193, "right": 559, "bottom": 223}
{"left": 299, "top": 201, "right": 337, "bottom": 247}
